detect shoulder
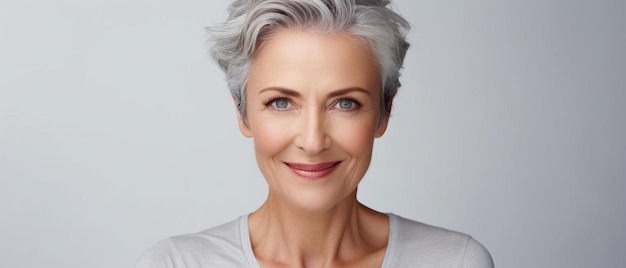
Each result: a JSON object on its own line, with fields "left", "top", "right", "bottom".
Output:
{"left": 385, "top": 214, "right": 493, "bottom": 268}
{"left": 135, "top": 217, "right": 252, "bottom": 268}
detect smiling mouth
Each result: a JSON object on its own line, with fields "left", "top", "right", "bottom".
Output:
{"left": 284, "top": 161, "right": 341, "bottom": 180}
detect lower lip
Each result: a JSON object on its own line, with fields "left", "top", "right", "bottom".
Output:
{"left": 286, "top": 163, "right": 339, "bottom": 180}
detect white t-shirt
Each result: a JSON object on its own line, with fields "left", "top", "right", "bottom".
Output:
{"left": 136, "top": 214, "right": 493, "bottom": 268}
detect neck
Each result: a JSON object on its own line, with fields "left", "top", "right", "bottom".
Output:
{"left": 248, "top": 191, "right": 388, "bottom": 267}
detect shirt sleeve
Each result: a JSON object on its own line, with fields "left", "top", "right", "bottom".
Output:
{"left": 461, "top": 237, "right": 494, "bottom": 268}
{"left": 135, "top": 239, "right": 184, "bottom": 268}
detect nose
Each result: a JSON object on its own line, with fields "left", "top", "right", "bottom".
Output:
{"left": 294, "top": 107, "right": 331, "bottom": 154}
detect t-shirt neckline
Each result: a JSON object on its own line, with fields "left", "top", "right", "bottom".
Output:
{"left": 238, "top": 213, "right": 397, "bottom": 268}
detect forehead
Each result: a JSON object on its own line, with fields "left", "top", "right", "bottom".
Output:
{"left": 247, "top": 29, "right": 381, "bottom": 94}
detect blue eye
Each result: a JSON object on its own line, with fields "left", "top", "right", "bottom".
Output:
{"left": 335, "top": 99, "right": 359, "bottom": 110}
{"left": 271, "top": 98, "right": 292, "bottom": 110}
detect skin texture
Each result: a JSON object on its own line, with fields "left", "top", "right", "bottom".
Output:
{"left": 238, "top": 29, "right": 392, "bottom": 268}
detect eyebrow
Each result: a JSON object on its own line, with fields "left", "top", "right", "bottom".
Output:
{"left": 259, "top": 87, "right": 300, "bottom": 97}
{"left": 258, "top": 87, "right": 371, "bottom": 97}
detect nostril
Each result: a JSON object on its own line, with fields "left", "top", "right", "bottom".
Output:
{"left": 292, "top": 109, "right": 332, "bottom": 153}
{"left": 295, "top": 130, "right": 329, "bottom": 153}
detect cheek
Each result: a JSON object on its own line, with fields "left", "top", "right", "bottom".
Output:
{"left": 333, "top": 117, "right": 378, "bottom": 155}
{"left": 250, "top": 117, "right": 291, "bottom": 158}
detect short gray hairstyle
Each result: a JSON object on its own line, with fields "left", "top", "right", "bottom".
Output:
{"left": 207, "top": 0, "right": 410, "bottom": 118}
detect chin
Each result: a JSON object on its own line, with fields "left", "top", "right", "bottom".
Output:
{"left": 274, "top": 187, "right": 357, "bottom": 213}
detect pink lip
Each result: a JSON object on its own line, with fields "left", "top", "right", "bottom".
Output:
{"left": 285, "top": 161, "right": 341, "bottom": 180}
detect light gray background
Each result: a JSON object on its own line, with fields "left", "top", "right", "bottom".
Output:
{"left": 1, "top": 0, "right": 624, "bottom": 267}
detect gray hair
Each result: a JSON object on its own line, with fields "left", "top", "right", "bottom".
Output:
{"left": 207, "top": 0, "right": 410, "bottom": 118}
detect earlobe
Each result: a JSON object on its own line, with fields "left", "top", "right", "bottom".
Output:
{"left": 237, "top": 113, "right": 252, "bottom": 138}
{"left": 376, "top": 97, "right": 393, "bottom": 138}
{"left": 375, "top": 116, "right": 389, "bottom": 138}
{"left": 232, "top": 94, "right": 252, "bottom": 138}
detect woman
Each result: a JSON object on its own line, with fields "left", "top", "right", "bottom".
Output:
{"left": 137, "top": 0, "right": 493, "bottom": 267}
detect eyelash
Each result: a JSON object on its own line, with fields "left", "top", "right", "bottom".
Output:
{"left": 263, "top": 95, "right": 292, "bottom": 109}
{"left": 262, "top": 96, "right": 362, "bottom": 111}
{"left": 332, "top": 97, "right": 362, "bottom": 111}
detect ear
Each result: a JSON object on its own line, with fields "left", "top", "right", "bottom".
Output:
{"left": 375, "top": 116, "right": 389, "bottom": 138}
{"left": 375, "top": 97, "right": 393, "bottom": 138}
{"left": 232, "top": 94, "right": 252, "bottom": 138}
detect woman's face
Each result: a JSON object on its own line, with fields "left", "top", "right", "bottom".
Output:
{"left": 239, "top": 29, "right": 389, "bottom": 212}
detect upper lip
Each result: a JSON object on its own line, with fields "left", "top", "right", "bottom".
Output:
{"left": 284, "top": 161, "right": 341, "bottom": 171}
